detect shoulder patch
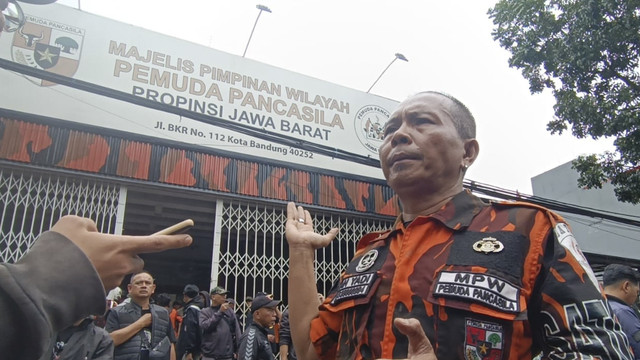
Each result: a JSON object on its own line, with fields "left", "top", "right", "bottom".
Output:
{"left": 554, "top": 223, "right": 600, "bottom": 289}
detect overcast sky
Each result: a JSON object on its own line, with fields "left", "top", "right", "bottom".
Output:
{"left": 53, "top": 0, "right": 614, "bottom": 194}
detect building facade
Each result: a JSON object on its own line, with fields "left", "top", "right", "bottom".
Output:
{"left": 0, "top": 3, "right": 400, "bottom": 320}
{"left": 531, "top": 161, "right": 640, "bottom": 273}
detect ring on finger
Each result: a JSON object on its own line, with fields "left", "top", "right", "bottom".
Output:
{"left": 298, "top": 218, "right": 305, "bottom": 223}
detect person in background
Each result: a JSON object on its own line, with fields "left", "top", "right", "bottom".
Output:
{"left": 603, "top": 264, "right": 640, "bottom": 359}
{"left": 279, "top": 293, "right": 324, "bottom": 360}
{"left": 285, "top": 91, "right": 633, "bottom": 359}
{"left": 170, "top": 301, "right": 183, "bottom": 338}
{"left": 0, "top": 214, "right": 191, "bottom": 359}
{"left": 199, "top": 290, "right": 211, "bottom": 309}
{"left": 244, "top": 296, "right": 254, "bottom": 330}
{"left": 254, "top": 292, "right": 281, "bottom": 355}
{"left": 95, "top": 287, "right": 124, "bottom": 328}
{"left": 238, "top": 294, "right": 281, "bottom": 360}
{"left": 45, "top": 316, "right": 114, "bottom": 360}
{"left": 176, "top": 284, "right": 202, "bottom": 360}
{"left": 226, "top": 298, "right": 243, "bottom": 326}
{"left": 199, "top": 286, "right": 242, "bottom": 360}
{"left": 156, "top": 293, "right": 173, "bottom": 313}
{"left": 105, "top": 271, "right": 176, "bottom": 360}
{"left": 107, "top": 287, "right": 124, "bottom": 309}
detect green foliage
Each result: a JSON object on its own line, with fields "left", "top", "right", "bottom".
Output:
{"left": 489, "top": 0, "right": 640, "bottom": 203}
{"left": 54, "top": 37, "right": 79, "bottom": 53}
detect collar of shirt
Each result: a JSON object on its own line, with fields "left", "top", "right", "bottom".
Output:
{"left": 396, "top": 190, "right": 487, "bottom": 230}
{"left": 357, "top": 190, "right": 487, "bottom": 250}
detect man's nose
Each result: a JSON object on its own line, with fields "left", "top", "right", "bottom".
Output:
{"left": 391, "top": 124, "right": 412, "bottom": 146}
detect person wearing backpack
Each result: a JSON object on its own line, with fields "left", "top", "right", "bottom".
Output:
{"left": 176, "top": 284, "right": 202, "bottom": 360}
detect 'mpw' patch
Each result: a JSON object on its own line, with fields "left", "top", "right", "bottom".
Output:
{"left": 433, "top": 271, "right": 520, "bottom": 313}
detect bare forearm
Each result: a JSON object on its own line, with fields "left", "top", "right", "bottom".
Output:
{"left": 280, "top": 344, "right": 289, "bottom": 360}
{"left": 288, "top": 245, "right": 320, "bottom": 360}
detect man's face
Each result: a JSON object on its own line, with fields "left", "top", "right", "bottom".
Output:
{"left": 210, "top": 293, "right": 226, "bottom": 306}
{"left": 379, "top": 93, "right": 468, "bottom": 195}
{"left": 127, "top": 272, "right": 155, "bottom": 301}
{"left": 625, "top": 281, "right": 640, "bottom": 305}
{"left": 254, "top": 306, "right": 277, "bottom": 328}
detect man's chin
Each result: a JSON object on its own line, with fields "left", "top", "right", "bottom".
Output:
{"left": 387, "top": 173, "right": 420, "bottom": 189}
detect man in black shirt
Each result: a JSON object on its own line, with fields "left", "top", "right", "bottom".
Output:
{"left": 48, "top": 316, "right": 113, "bottom": 360}
{"left": 106, "top": 271, "right": 176, "bottom": 360}
{"left": 199, "top": 286, "right": 242, "bottom": 360}
{"left": 177, "top": 284, "right": 202, "bottom": 360}
{"left": 238, "top": 294, "right": 280, "bottom": 360}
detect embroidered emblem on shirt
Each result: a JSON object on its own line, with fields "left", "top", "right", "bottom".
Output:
{"left": 331, "top": 272, "right": 377, "bottom": 305}
{"left": 472, "top": 237, "right": 504, "bottom": 254}
{"left": 433, "top": 271, "right": 520, "bottom": 313}
{"left": 554, "top": 223, "right": 599, "bottom": 289}
{"left": 356, "top": 249, "right": 379, "bottom": 272}
{"left": 464, "top": 318, "right": 503, "bottom": 360}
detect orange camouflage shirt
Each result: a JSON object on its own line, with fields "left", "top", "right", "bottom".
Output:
{"left": 310, "top": 190, "right": 632, "bottom": 360}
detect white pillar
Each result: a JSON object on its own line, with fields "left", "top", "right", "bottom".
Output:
{"left": 114, "top": 186, "right": 127, "bottom": 235}
{"left": 209, "top": 198, "right": 224, "bottom": 291}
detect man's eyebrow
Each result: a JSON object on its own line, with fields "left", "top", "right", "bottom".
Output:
{"left": 383, "top": 117, "right": 400, "bottom": 128}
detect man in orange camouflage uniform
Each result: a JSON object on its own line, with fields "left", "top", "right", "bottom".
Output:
{"left": 285, "top": 92, "right": 633, "bottom": 360}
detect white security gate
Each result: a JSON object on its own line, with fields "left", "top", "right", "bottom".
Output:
{"left": 0, "top": 168, "right": 121, "bottom": 263}
{"left": 215, "top": 199, "right": 394, "bottom": 326}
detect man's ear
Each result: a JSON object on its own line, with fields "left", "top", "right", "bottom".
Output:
{"left": 463, "top": 138, "right": 479, "bottom": 167}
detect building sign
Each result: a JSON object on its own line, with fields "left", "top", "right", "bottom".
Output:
{"left": 0, "top": 3, "right": 399, "bottom": 179}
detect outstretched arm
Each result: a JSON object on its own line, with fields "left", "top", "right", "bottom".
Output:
{"left": 285, "top": 202, "right": 338, "bottom": 360}
{"left": 0, "top": 215, "right": 192, "bottom": 359}
{"left": 51, "top": 215, "right": 192, "bottom": 291}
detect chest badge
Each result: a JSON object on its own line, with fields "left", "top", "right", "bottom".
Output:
{"left": 356, "top": 249, "right": 378, "bottom": 272}
{"left": 473, "top": 237, "right": 504, "bottom": 254}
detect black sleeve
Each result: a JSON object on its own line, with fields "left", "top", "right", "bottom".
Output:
{"left": 279, "top": 310, "right": 292, "bottom": 346}
{"left": 238, "top": 327, "right": 260, "bottom": 360}
{"left": 182, "top": 308, "right": 201, "bottom": 352}
{"left": 534, "top": 225, "right": 633, "bottom": 359}
{"left": 0, "top": 232, "right": 106, "bottom": 360}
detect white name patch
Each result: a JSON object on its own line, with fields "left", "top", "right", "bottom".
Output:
{"left": 332, "top": 272, "right": 376, "bottom": 305}
{"left": 434, "top": 271, "right": 521, "bottom": 313}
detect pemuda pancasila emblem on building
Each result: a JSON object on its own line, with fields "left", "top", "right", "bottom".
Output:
{"left": 354, "top": 105, "right": 391, "bottom": 153}
{"left": 11, "top": 14, "right": 84, "bottom": 86}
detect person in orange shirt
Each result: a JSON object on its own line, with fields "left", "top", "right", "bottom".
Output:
{"left": 170, "top": 301, "right": 183, "bottom": 338}
{"left": 285, "top": 91, "right": 633, "bottom": 360}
